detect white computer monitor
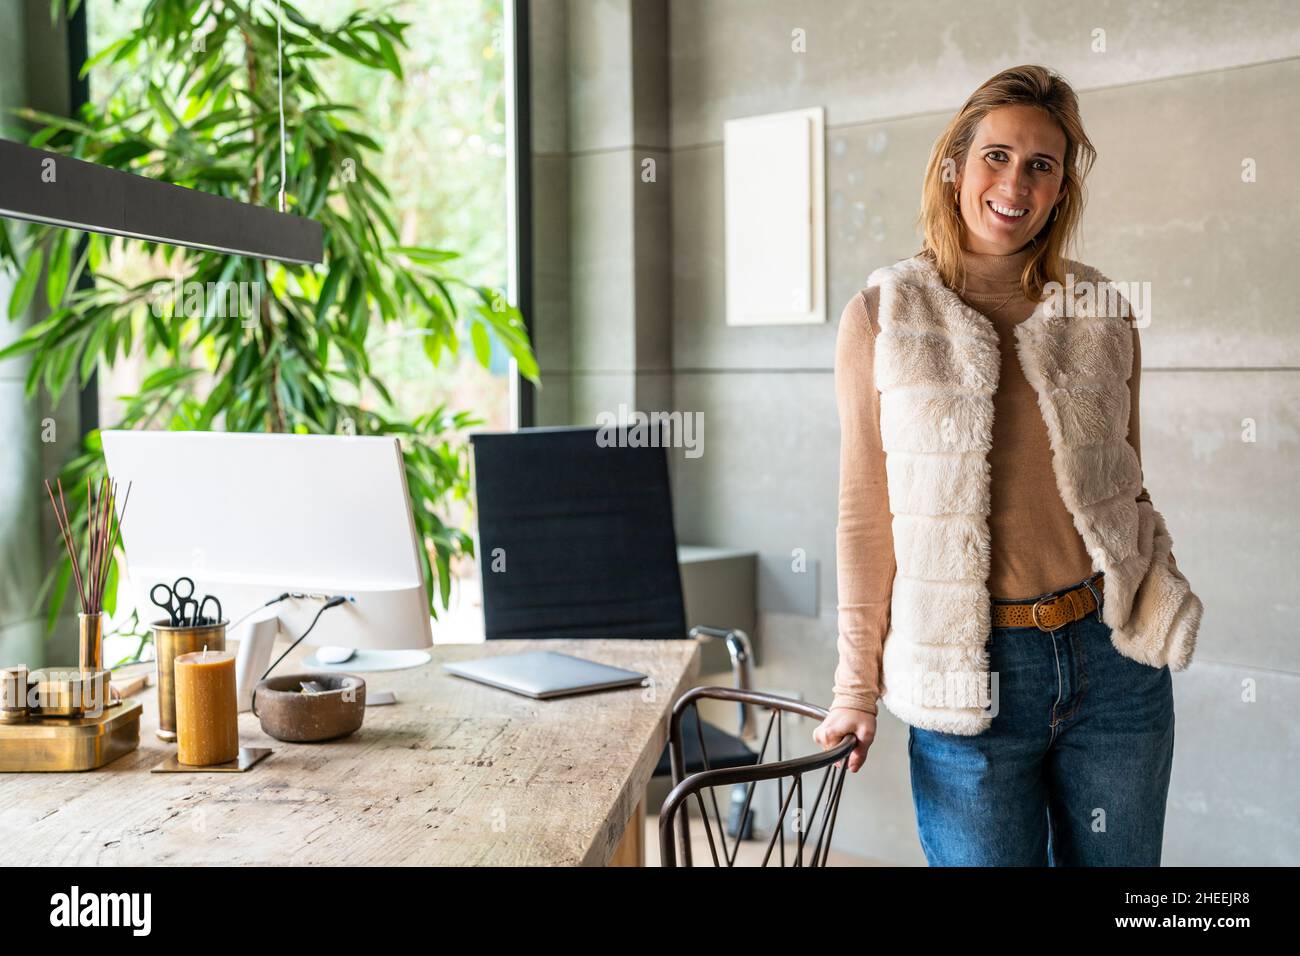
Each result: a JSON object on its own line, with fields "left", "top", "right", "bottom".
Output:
{"left": 101, "top": 431, "right": 434, "bottom": 701}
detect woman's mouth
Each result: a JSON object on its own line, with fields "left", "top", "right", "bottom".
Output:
{"left": 987, "top": 200, "right": 1029, "bottom": 224}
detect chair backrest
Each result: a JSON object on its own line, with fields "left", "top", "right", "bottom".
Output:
{"left": 468, "top": 425, "right": 688, "bottom": 641}
{"left": 659, "top": 687, "right": 857, "bottom": 867}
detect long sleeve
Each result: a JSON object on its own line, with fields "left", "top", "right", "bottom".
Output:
{"left": 1129, "top": 323, "right": 1151, "bottom": 506}
{"left": 1127, "top": 321, "right": 1179, "bottom": 568}
{"left": 830, "top": 288, "right": 896, "bottom": 715}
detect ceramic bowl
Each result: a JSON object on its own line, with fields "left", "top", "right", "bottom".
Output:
{"left": 252, "top": 672, "right": 366, "bottom": 743}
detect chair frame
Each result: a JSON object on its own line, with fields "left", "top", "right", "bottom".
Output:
{"left": 659, "top": 686, "right": 857, "bottom": 867}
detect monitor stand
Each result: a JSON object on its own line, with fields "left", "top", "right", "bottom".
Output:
{"left": 234, "top": 615, "right": 431, "bottom": 712}
{"left": 297, "top": 648, "right": 431, "bottom": 672}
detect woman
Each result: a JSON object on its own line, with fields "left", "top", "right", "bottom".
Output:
{"left": 813, "top": 65, "right": 1203, "bottom": 866}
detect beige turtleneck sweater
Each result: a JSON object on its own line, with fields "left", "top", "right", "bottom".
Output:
{"left": 831, "top": 245, "right": 1161, "bottom": 715}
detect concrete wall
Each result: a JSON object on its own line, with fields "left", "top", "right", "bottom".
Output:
{"left": 0, "top": 2, "right": 82, "bottom": 669}
{"left": 532, "top": 0, "right": 1300, "bottom": 864}
{"left": 529, "top": 0, "right": 674, "bottom": 428}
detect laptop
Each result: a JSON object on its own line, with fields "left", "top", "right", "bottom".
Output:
{"left": 441, "top": 651, "right": 648, "bottom": 700}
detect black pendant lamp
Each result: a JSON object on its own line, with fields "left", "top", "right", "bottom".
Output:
{"left": 0, "top": 137, "right": 323, "bottom": 265}
{"left": 0, "top": 0, "right": 322, "bottom": 265}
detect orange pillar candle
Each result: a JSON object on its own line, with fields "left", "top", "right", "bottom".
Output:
{"left": 174, "top": 649, "right": 239, "bottom": 765}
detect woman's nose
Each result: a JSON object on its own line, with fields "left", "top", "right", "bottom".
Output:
{"left": 1001, "top": 164, "right": 1032, "bottom": 195}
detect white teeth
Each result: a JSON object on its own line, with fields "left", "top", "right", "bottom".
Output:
{"left": 990, "top": 202, "right": 1027, "bottom": 218}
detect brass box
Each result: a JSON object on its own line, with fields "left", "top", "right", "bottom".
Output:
{"left": 0, "top": 699, "right": 142, "bottom": 772}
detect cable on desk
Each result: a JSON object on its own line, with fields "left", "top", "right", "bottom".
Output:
{"left": 259, "top": 596, "right": 350, "bottom": 682}
{"left": 227, "top": 591, "right": 354, "bottom": 633}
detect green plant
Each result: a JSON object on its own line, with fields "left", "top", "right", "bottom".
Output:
{"left": 0, "top": 0, "right": 538, "bottom": 634}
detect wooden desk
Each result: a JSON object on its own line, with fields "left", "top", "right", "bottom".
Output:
{"left": 0, "top": 639, "right": 700, "bottom": 866}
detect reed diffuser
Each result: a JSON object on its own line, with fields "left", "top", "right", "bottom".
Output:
{"left": 43, "top": 476, "right": 132, "bottom": 673}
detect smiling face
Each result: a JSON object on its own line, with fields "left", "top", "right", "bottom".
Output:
{"left": 955, "top": 104, "right": 1068, "bottom": 255}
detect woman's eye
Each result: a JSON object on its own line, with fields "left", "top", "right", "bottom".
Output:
{"left": 987, "top": 151, "right": 1053, "bottom": 174}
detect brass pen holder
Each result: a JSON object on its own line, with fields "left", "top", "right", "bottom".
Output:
{"left": 153, "top": 619, "right": 227, "bottom": 742}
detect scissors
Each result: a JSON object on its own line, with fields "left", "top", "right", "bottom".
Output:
{"left": 151, "top": 576, "right": 196, "bottom": 627}
{"left": 196, "top": 594, "right": 223, "bottom": 627}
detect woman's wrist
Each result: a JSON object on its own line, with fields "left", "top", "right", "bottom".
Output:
{"left": 830, "top": 694, "right": 878, "bottom": 716}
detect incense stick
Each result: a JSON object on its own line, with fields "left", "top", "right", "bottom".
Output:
{"left": 43, "top": 475, "right": 132, "bottom": 615}
{"left": 44, "top": 480, "right": 85, "bottom": 610}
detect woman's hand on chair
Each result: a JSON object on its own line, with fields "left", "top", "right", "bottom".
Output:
{"left": 814, "top": 707, "right": 876, "bottom": 774}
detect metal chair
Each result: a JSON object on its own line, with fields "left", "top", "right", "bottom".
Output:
{"left": 467, "top": 426, "right": 762, "bottom": 798}
{"left": 659, "top": 686, "right": 857, "bottom": 867}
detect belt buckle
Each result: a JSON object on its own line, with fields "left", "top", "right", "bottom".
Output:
{"left": 1030, "top": 595, "right": 1055, "bottom": 632}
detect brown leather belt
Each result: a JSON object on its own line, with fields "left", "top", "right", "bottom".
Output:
{"left": 991, "top": 572, "right": 1104, "bottom": 631}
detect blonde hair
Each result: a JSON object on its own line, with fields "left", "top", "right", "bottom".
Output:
{"left": 916, "top": 65, "right": 1096, "bottom": 301}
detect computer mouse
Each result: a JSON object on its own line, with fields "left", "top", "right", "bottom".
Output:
{"left": 316, "top": 646, "right": 356, "bottom": 664}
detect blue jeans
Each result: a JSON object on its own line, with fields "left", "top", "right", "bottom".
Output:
{"left": 907, "top": 574, "right": 1176, "bottom": 866}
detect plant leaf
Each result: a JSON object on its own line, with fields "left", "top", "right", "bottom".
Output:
{"left": 46, "top": 231, "right": 71, "bottom": 308}
{"left": 470, "top": 320, "right": 491, "bottom": 368}
{"left": 8, "top": 247, "right": 44, "bottom": 319}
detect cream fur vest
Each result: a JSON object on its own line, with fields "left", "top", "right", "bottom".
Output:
{"left": 866, "top": 253, "right": 1203, "bottom": 736}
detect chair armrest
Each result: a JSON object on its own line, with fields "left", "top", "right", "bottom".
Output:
{"left": 688, "top": 625, "right": 755, "bottom": 739}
